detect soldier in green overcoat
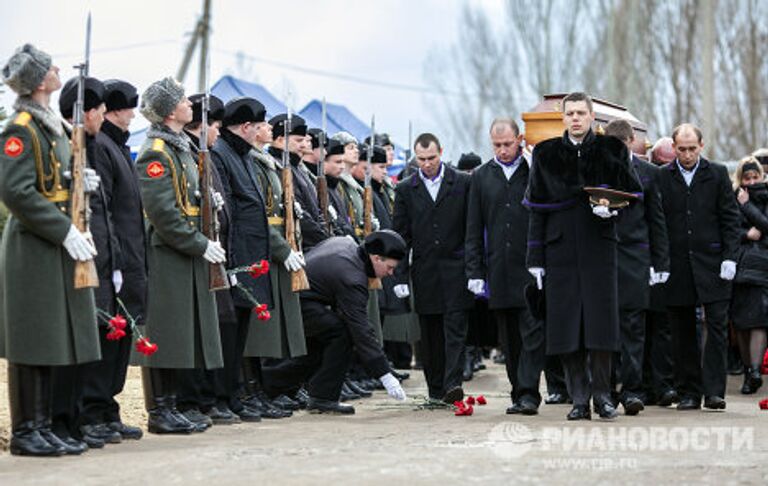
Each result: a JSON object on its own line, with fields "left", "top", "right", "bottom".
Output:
{"left": 0, "top": 44, "right": 101, "bottom": 456}
{"left": 135, "top": 77, "right": 225, "bottom": 434}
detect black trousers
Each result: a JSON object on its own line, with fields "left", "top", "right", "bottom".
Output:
{"left": 544, "top": 355, "right": 569, "bottom": 396}
{"left": 618, "top": 307, "right": 646, "bottom": 400}
{"left": 51, "top": 364, "right": 83, "bottom": 439}
{"left": 265, "top": 301, "right": 352, "bottom": 401}
{"left": 79, "top": 325, "right": 133, "bottom": 425}
{"left": 496, "top": 307, "right": 545, "bottom": 404}
{"left": 642, "top": 309, "right": 675, "bottom": 400}
{"left": 419, "top": 310, "right": 468, "bottom": 399}
{"left": 668, "top": 301, "right": 729, "bottom": 400}
{"left": 561, "top": 349, "right": 612, "bottom": 406}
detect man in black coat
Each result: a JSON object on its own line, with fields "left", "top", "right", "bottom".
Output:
{"left": 525, "top": 92, "right": 643, "bottom": 421}
{"left": 268, "top": 114, "right": 329, "bottom": 252}
{"left": 657, "top": 123, "right": 741, "bottom": 411}
{"left": 393, "top": 133, "right": 474, "bottom": 403}
{"left": 264, "top": 232, "right": 408, "bottom": 414}
{"left": 78, "top": 78, "right": 145, "bottom": 444}
{"left": 324, "top": 140, "right": 356, "bottom": 238}
{"left": 604, "top": 120, "right": 670, "bottom": 416}
{"left": 465, "top": 118, "right": 545, "bottom": 415}
{"left": 207, "top": 96, "right": 274, "bottom": 422}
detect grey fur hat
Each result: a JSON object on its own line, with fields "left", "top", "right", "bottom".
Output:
{"left": 331, "top": 131, "right": 357, "bottom": 146}
{"left": 139, "top": 77, "right": 185, "bottom": 124}
{"left": 2, "top": 44, "right": 52, "bottom": 96}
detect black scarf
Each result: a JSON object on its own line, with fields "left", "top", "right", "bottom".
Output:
{"left": 220, "top": 128, "right": 253, "bottom": 157}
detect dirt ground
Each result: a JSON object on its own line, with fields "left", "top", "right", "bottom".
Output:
{"left": 0, "top": 359, "right": 767, "bottom": 485}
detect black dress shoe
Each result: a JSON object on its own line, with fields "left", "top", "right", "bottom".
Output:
{"left": 108, "top": 421, "right": 143, "bottom": 440}
{"left": 740, "top": 367, "right": 763, "bottom": 394}
{"left": 676, "top": 397, "right": 701, "bottom": 410}
{"left": 272, "top": 394, "right": 301, "bottom": 411}
{"left": 566, "top": 405, "right": 591, "bottom": 421}
{"left": 442, "top": 386, "right": 464, "bottom": 404}
{"left": 235, "top": 405, "right": 263, "bottom": 422}
{"left": 623, "top": 397, "right": 645, "bottom": 416}
{"left": 204, "top": 403, "right": 241, "bottom": 424}
{"left": 82, "top": 423, "right": 122, "bottom": 444}
{"left": 245, "top": 392, "right": 292, "bottom": 419}
{"left": 657, "top": 390, "right": 679, "bottom": 407}
{"left": 294, "top": 388, "right": 309, "bottom": 409}
{"left": 9, "top": 428, "right": 65, "bottom": 457}
{"left": 181, "top": 408, "right": 213, "bottom": 431}
{"left": 594, "top": 401, "right": 618, "bottom": 419}
{"left": 545, "top": 392, "right": 569, "bottom": 405}
{"left": 518, "top": 398, "right": 539, "bottom": 416}
{"left": 41, "top": 431, "right": 87, "bottom": 455}
{"left": 148, "top": 407, "right": 196, "bottom": 434}
{"left": 346, "top": 379, "right": 373, "bottom": 398}
{"left": 340, "top": 382, "right": 360, "bottom": 402}
{"left": 704, "top": 396, "right": 726, "bottom": 410}
{"left": 391, "top": 370, "right": 410, "bottom": 381}
{"left": 506, "top": 402, "right": 522, "bottom": 414}
{"left": 306, "top": 397, "right": 355, "bottom": 415}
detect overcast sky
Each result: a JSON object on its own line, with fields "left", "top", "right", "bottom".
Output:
{"left": 0, "top": 0, "right": 504, "bottom": 159}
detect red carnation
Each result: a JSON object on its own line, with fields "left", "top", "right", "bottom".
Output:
{"left": 760, "top": 399, "right": 768, "bottom": 410}
{"left": 476, "top": 395, "right": 487, "bottom": 405}
{"left": 455, "top": 404, "right": 474, "bottom": 416}
{"left": 136, "top": 337, "right": 158, "bottom": 356}
{"left": 453, "top": 400, "right": 465, "bottom": 409}
{"left": 465, "top": 395, "right": 476, "bottom": 405}
{"left": 106, "top": 328, "right": 126, "bottom": 341}
{"left": 248, "top": 259, "right": 270, "bottom": 278}
{"left": 252, "top": 303, "right": 268, "bottom": 314}
{"left": 109, "top": 314, "right": 128, "bottom": 331}
{"left": 257, "top": 309, "right": 271, "bottom": 321}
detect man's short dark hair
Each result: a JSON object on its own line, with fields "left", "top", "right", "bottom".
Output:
{"left": 671, "top": 123, "right": 703, "bottom": 143}
{"left": 604, "top": 119, "right": 634, "bottom": 143}
{"left": 562, "top": 92, "right": 594, "bottom": 113}
{"left": 414, "top": 132, "right": 441, "bottom": 152}
{"left": 489, "top": 118, "right": 520, "bottom": 136}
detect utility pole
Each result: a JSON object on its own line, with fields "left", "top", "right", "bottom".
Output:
{"left": 176, "top": 0, "right": 211, "bottom": 90}
{"left": 702, "top": 0, "right": 716, "bottom": 157}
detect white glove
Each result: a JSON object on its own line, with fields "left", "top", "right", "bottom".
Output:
{"left": 203, "top": 240, "right": 226, "bottom": 264}
{"left": 211, "top": 190, "right": 224, "bottom": 211}
{"left": 528, "top": 267, "right": 545, "bottom": 290}
{"left": 649, "top": 267, "right": 670, "bottom": 286}
{"left": 112, "top": 269, "right": 123, "bottom": 294}
{"left": 63, "top": 224, "right": 97, "bottom": 262}
{"left": 63, "top": 168, "right": 101, "bottom": 194}
{"left": 393, "top": 284, "right": 410, "bottom": 298}
{"left": 294, "top": 201, "right": 304, "bottom": 220}
{"left": 380, "top": 372, "right": 407, "bottom": 401}
{"left": 284, "top": 250, "right": 305, "bottom": 272}
{"left": 467, "top": 279, "right": 485, "bottom": 296}
{"left": 592, "top": 204, "right": 617, "bottom": 219}
{"left": 371, "top": 216, "right": 381, "bottom": 231}
{"left": 328, "top": 204, "right": 338, "bottom": 221}
{"left": 720, "top": 260, "right": 737, "bottom": 281}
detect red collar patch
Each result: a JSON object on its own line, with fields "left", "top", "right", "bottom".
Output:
{"left": 4, "top": 137, "right": 24, "bottom": 157}
{"left": 146, "top": 161, "right": 165, "bottom": 178}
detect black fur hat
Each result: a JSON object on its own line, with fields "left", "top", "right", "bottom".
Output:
{"left": 59, "top": 76, "right": 105, "bottom": 119}
{"left": 102, "top": 79, "right": 139, "bottom": 111}
{"left": 364, "top": 229, "right": 407, "bottom": 260}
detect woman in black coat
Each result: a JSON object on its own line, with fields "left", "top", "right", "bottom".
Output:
{"left": 731, "top": 156, "right": 768, "bottom": 394}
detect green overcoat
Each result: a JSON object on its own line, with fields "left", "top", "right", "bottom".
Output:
{"left": 0, "top": 109, "right": 99, "bottom": 365}
{"left": 135, "top": 130, "right": 223, "bottom": 369}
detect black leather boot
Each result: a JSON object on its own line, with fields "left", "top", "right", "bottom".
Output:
{"left": 144, "top": 368, "right": 195, "bottom": 434}
{"left": 8, "top": 363, "right": 64, "bottom": 456}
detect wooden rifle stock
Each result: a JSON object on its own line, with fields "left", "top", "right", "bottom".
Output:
{"left": 282, "top": 165, "right": 310, "bottom": 291}
{"left": 70, "top": 124, "right": 98, "bottom": 289}
{"left": 362, "top": 185, "right": 382, "bottom": 289}
{"left": 199, "top": 149, "right": 230, "bottom": 291}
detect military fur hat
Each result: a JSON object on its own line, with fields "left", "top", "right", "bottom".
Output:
{"left": 457, "top": 152, "right": 482, "bottom": 172}
{"left": 103, "top": 79, "right": 139, "bottom": 111}
{"left": 222, "top": 96, "right": 265, "bottom": 126}
{"left": 59, "top": 76, "right": 106, "bottom": 119}
{"left": 269, "top": 114, "right": 307, "bottom": 137}
{"left": 2, "top": 44, "right": 52, "bottom": 96}
{"left": 189, "top": 93, "right": 225, "bottom": 123}
{"left": 364, "top": 133, "right": 393, "bottom": 148}
{"left": 308, "top": 128, "right": 325, "bottom": 149}
{"left": 139, "top": 77, "right": 185, "bottom": 124}
{"left": 364, "top": 229, "right": 407, "bottom": 260}
{"left": 326, "top": 139, "right": 345, "bottom": 157}
{"left": 332, "top": 131, "right": 357, "bottom": 146}
{"left": 358, "top": 144, "right": 387, "bottom": 164}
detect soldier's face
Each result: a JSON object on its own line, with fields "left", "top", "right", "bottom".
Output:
{"left": 254, "top": 121, "right": 273, "bottom": 144}
{"left": 84, "top": 102, "right": 106, "bottom": 135}
{"left": 171, "top": 98, "right": 193, "bottom": 125}
{"left": 107, "top": 108, "right": 135, "bottom": 132}
{"left": 324, "top": 155, "right": 344, "bottom": 178}
{"left": 563, "top": 100, "right": 594, "bottom": 140}
{"left": 371, "top": 255, "right": 399, "bottom": 278}
{"left": 206, "top": 121, "right": 221, "bottom": 148}
{"left": 287, "top": 134, "right": 304, "bottom": 155}
{"left": 415, "top": 142, "right": 442, "bottom": 179}
{"left": 384, "top": 145, "right": 395, "bottom": 166}
{"left": 40, "top": 65, "right": 61, "bottom": 93}
{"left": 490, "top": 124, "right": 523, "bottom": 163}
{"left": 343, "top": 143, "right": 359, "bottom": 165}
{"left": 371, "top": 163, "right": 387, "bottom": 183}
{"left": 673, "top": 129, "right": 704, "bottom": 169}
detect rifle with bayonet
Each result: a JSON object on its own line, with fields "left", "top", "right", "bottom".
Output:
{"left": 316, "top": 98, "right": 330, "bottom": 234}
{"left": 198, "top": 46, "right": 230, "bottom": 291}
{"left": 282, "top": 111, "right": 310, "bottom": 291}
{"left": 70, "top": 13, "right": 98, "bottom": 289}
{"left": 363, "top": 116, "right": 382, "bottom": 289}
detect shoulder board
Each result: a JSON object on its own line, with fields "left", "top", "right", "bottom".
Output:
{"left": 151, "top": 138, "right": 166, "bottom": 152}
{"left": 13, "top": 112, "right": 31, "bottom": 126}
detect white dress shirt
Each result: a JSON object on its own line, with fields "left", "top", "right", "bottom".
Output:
{"left": 676, "top": 159, "right": 700, "bottom": 186}
{"left": 494, "top": 155, "right": 522, "bottom": 180}
{"left": 419, "top": 163, "right": 445, "bottom": 201}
